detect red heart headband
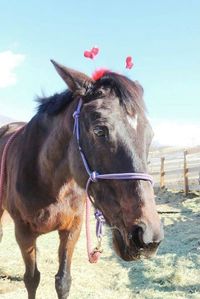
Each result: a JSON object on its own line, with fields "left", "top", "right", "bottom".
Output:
{"left": 84, "top": 46, "right": 134, "bottom": 80}
{"left": 84, "top": 47, "right": 99, "bottom": 59}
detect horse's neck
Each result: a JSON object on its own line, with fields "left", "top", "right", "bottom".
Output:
{"left": 17, "top": 111, "right": 73, "bottom": 203}
{"left": 38, "top": 113, "right": 73, "bottom": 194}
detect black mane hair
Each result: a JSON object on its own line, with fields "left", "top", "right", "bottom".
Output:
{"left": 37, "top": 90, "right": 73, "bottom": 116}
{"left": 36, "top": 73, "right": 146, "bottom": 116}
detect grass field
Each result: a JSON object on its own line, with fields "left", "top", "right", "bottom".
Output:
{"left": 0, "top": 190, "right": 200, "bottom": 299}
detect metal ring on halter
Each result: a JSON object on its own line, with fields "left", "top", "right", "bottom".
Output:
{"left": 90, "top": 171, "right": 99, "bottom": 182}
{"left": 93, "top": 236, "right": 103, "bottom": 253}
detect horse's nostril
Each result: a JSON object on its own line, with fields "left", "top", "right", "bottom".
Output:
{"left": 136, "top": 227, "right": 144, "bottom": 246}
{"left": 129, "top": 225, "right": 145, "bottom": 248}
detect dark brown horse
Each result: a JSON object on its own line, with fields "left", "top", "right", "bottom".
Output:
{"left": 0, "top": 61, "right": 164, "bottom": 299}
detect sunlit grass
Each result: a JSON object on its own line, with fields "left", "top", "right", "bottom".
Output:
{"left": 0, "top": 191, "right": 200, "bottom": 299}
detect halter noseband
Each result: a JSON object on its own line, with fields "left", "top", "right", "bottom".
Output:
{"left": 73, "top": 98, "right": 153, "bottom": 199}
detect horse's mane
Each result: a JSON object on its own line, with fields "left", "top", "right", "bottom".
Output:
{"left": 36, "top": 73, "right": 146, "bottom": 116}
{"left": 37, "top": 90, "right": 73, "bottom": 115}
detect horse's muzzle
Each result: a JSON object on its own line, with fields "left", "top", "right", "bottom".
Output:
{"left": 112, "top": 223, "right": 163, "bottom": 261}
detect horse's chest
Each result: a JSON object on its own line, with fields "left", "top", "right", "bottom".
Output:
{"left": 30, "top": 199, "right": 83, "bottom": 233}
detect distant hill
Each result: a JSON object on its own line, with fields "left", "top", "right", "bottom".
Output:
{"left": 0, "top": 115, "right": 15, "bottom": 126}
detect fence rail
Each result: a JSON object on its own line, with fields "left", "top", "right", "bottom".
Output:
{"left": 149, "top": 146, "right": 200, "bottom": 195}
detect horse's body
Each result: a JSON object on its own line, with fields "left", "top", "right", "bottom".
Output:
{"left": 0, "top": 61, "right": 164, "bottom": 299}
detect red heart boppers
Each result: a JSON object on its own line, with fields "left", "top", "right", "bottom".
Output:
{"left": 126, "top": 56, "right": 134, "bottom": 69}
{"left": 84, "top": 46, "right": 99, "bottom": 60}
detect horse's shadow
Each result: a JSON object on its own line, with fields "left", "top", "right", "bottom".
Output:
{"left": 103, "top": 190, "right": 200, "bottom": 297}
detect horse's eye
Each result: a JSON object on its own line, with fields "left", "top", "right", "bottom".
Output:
{"left": 93, "top": 126, "right": 108, "bottom": 137}
{"left": 95, "top": 90, "right": 103, "bottom": 97}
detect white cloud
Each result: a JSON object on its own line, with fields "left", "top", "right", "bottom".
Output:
{"left": 0, "top": 50, "right": 25, "bottom": 88}
{"left": 151, "top": 120, "right": 200, "bottom": 147}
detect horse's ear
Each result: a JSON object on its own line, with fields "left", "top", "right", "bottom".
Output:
{"left": 50, "top": 60, "right": 94, "bottom": 95}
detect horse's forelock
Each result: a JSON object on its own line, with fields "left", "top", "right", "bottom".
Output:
{"left": 98, "top": 73, "right": 146, "bottom": 116}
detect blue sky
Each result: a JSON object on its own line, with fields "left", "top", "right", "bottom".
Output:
{"left": 0, "top": 1, "right": 200, "bottom": 145}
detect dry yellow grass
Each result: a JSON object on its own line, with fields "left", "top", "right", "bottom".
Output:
{"left": 0, "top": 190, "right": 200, "bottom": 299}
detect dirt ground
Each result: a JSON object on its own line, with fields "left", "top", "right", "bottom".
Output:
{"left": 0, "top": 190, "right": 200, "bottom": 299}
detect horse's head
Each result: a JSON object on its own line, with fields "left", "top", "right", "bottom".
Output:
{"left": 52, "top": 60, "right": 164, "bottom": 261}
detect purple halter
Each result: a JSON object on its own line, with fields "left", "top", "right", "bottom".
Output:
{"left": 73, "top": 98, "right": 153, "bottom": 238}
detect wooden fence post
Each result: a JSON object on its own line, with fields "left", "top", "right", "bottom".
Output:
{"left": 160, "top": 157, "right": 165, "bottom": 189}
{"left": 183, "top": 150, "right": 189, "bottom": 195}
